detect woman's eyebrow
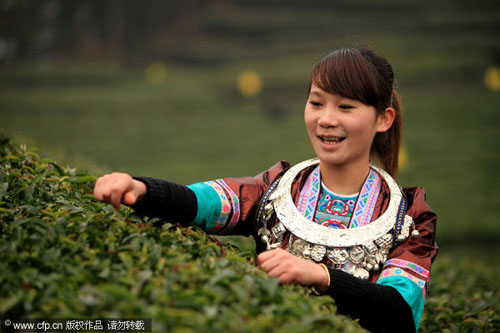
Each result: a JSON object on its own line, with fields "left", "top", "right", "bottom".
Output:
{"left": 308, "top": 90, "right": 323, "bottom": 98}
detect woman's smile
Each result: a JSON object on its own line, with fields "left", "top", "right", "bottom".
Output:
{"left": 317, "top": 135, "right": 346, "bottom": 146}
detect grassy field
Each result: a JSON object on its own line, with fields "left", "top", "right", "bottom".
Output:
{"left": 1, "top": 1, "right": 500, "bottom": 258}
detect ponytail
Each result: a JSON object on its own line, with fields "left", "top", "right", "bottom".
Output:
{"left": 372, "top": 90, "right": 402, "bottom": 177}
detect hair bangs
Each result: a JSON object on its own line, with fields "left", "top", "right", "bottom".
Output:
{"left": 311, "top": 48, "right": 379, "bottom": 107}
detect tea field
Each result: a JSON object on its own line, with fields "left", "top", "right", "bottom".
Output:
{"left": 1, "top": 137, "right": 499, "bottom": 332}
{"left": 1, "top": 0, "right": 500, "bottom": 331}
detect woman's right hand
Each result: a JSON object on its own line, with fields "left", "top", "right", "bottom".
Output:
{"left": 93, "top": 172, "right": 147, "bottom": 210}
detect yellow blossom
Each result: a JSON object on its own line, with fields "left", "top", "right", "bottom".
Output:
{"left": 237, "top": 70, "right": 262, "bottom": 97}
{"left": 145, "top": 61, "right": 168, "bottom": 85}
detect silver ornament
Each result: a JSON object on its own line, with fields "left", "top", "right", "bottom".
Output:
{"left": 353, "top": 268, "right": 370, "bottom": 279}
{"left": 270, "top": 158, "right": 405, "bottom": 248}
{"left": 376, "top": 251, "right": 387, "bottom": 265}
{"left": 310, "top": 244, "right": 326, "bottom": 262}
{"left": 262, "top": 203, "right": 274, "bottom": 221}
{"left": 349, "top": 246, "right": 366, "bottom": 264}
{"left": 258, "top": 227, "right": 270, "bottom": 237}
{"left": 261, "top": 235, "right": 269, "bottom": 244}
{"left": 364, "top": 242, "right": 377, "bottom": 256}
{"left": 291, "top": 239, "right": 310, "bottom": 259}
{"left": 327, "top": 248, "right": 349, "bottom": 264}
{"left": 397, "top": 234, "right": 407, "bottom": 242}
{"left": 303, "top": 246, "right": 311, "bottom": 259}
{"left": 272, "top": 222, "right": 286, "bottom": 239}
{"left": 264, "top": 203, "right": 274, "bottom": 215}
{"left": 269, "top": 242, "right": 282, "bottom": 249}
{"left": 411, "top": 229, "right": 420, "bottom": 238}
{"left": 375, "top": 233, "right": 393, "bottom": 250}
{"left": 366, "top": 254, "right": 377, "bottom": 265}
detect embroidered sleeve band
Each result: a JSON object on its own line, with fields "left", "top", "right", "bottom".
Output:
{"left": 188, "top": 180, "right": 240, "bottom": 234}
{"left": 378, "top": 267, "right": 426, "bottom": 293}
{"left": 384, "top": 258, "right": 430, "bottom": 280}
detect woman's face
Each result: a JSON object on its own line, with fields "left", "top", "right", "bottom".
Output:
{"left": 304, "top": 83, "right": 389, "bottom": 169}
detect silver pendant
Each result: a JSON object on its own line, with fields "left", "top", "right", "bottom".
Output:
{"left": 303, "top": 246, "right": 311, "bottom": 259}
{"left": 310, "top": 244, "right": 326, "bottom": 262}
{"left": 291, "top": 239, "right": 311, "bottom": 259}
{"left": 400, "top": 215, "right": 414, "bottom": 240}
{"left": 263, "top": 203, "right": 274, "bottom": 221}
{"left": 269, "top": 242, "right": 282, "bottom": 249}
{"left": 349, "top": 246, "right": 366, "bottom": 264}
{"left": 375, "top": 233, "right": 393, "bottom": 250}
{"left": 258, "top": 228, "right": 271, "bottom": 249}
{"left": 264, "top": 203, "right": 273, "bottom": 215}
{"left": 397, "top": 234, "right": 407, "bottom": 242}
{"left": 327, "top": 248, "right": 349, "bottom": 264}
{"left": 364, "top": 242, "right": 377, "bottom": 256}
{"left": 376, "top": 250, "right": 388, "bottom": 265}
{"left": 353, "top": 267, "right": 370, "bottom": 279}
{"left": 364, "top": 255, "right": 378, "bottom": 272}
{"left": 258, "top": 227, "right": 270, "bottom": 237}
{"left": 272, "top": 222, "right": 286, "bottom": 239}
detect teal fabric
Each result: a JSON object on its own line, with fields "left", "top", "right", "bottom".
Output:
{"left": 377, "top": 275, "right": 425, "bottom": 331}
{"left": 187, "top": 182, "right": 222, "bottom": 232}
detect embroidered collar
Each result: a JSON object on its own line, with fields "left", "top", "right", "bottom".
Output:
{"left": 296, "top": 165, "right": 382, "bottom": 229}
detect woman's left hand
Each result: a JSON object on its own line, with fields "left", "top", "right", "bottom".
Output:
{"left": 256, "top": 248, "right": 329, "bottom": 292}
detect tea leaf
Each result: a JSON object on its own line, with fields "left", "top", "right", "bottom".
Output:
{"left": 74, "top": 175, "right": 97, "bottom": 183}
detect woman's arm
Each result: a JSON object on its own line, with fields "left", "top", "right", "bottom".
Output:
{"left": 93, "top": 173, "right": 198, "bottom": 225}
{"left": 93, "top": 161, "right": 290, "bottom": 233}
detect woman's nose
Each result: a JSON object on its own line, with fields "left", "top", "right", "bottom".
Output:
{"left": 318, "top": 109, "right": 339, "bottom": 128}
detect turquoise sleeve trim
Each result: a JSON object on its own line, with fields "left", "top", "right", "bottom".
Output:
{"left": 377, "top": 275, "right": 424, "bottom": 331}
{"left": 187, "top": 182, "right": 221, "bottom": 232}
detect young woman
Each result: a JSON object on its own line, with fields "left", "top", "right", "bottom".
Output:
{"left": 94, "top": 47, "right": 438, "bottom": 332}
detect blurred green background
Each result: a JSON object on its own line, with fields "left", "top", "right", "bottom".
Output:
{"left": 1, "top": 0, "right": 500, "bottom": 256}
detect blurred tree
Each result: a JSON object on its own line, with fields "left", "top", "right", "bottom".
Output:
{"left": 0, "top": 0, "right": 217, "bottom": 64}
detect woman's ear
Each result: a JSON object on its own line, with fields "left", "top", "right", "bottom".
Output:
{"left": 376, "top": 107, "right": 395, "bottom": 133}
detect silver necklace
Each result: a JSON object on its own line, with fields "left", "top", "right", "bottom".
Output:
{"left": 257, "top": 158, "right": 419, "bottom": 279}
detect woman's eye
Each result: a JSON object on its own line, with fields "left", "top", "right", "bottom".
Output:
{"left": 309, "top": 101, "right": 322, "bottom": 107}
{"left": 339, "top": 104, "right": 354, "bottom": 110}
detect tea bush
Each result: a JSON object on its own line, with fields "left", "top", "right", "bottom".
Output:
{"left": 0, "top": 136, "right": 363, "bottom": 332}
{"left": 420, "top": 255, "right": 500, "bottom": 332}
{"left": 1, "top": 137, "right": 499, "bottom": 332}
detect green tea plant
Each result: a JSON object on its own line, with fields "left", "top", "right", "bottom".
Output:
{"left": 0, "top": 136, "right": 364, "bottom": 332}
{"left": 420, "top": 254, "right": 500, "bottom": 332}
{"left": 2, "top": 136, "right": 499, "bottom": 332}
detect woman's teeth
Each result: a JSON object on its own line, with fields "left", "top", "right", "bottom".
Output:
{"left": 320, "top": 136, "right": 343, "bottom": 144}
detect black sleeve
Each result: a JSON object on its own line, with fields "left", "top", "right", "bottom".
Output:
{"left": 326, "top": 268, "right": 416, "bottom": 333}
{"left": 130, "top": 177, "right": 197, "bottom": 226}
